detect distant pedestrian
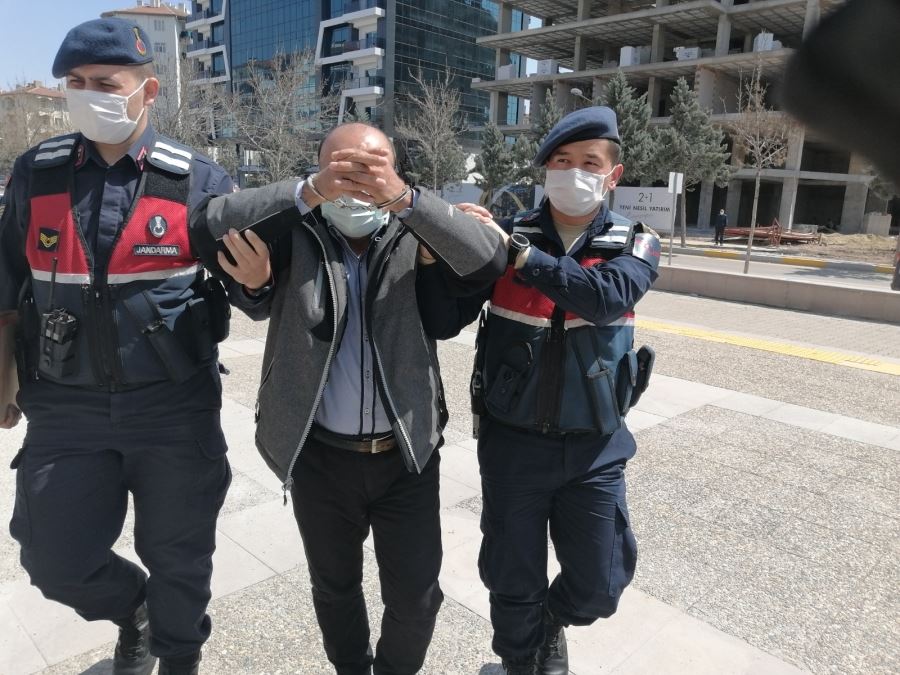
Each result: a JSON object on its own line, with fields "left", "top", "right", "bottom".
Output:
{"left": 714, "top": 208, "right": 728, "bottom": 245}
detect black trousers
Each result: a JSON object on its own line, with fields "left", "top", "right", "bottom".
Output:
{"left": 477, "top": 421, "right": 637, "bottom": 661}
{"left": 290, "top": 438, "right": 444, "bottom": 675}
{"left": 9, "top": 429, "right": 231, "bottom": 658}
{"left": 714, "top": 225, "right": 726, "bottom": 244}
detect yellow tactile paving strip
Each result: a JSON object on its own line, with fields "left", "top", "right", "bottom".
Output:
{"left": 696, "top": 249, "right": 894, "bottom": 274}
{"left": 637, "top": 319, "right": 900, "bottom": 377}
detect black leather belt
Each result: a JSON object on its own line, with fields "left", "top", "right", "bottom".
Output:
{"left": 311, "top": 426, "right": 397, "bottom": 454}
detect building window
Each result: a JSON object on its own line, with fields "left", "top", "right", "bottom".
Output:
{"left": 154, "top": 42, "right": 167, "bottom": 54}
{"left": 154, "top": 19, "right": 165, "bottom": 31}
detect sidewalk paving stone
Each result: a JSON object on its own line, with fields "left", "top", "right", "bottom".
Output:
{"left": 6, "top": 300, "right": 898, "bottom": 674}
{"left": 0, "top": 599, "right": 46, "bottom": 675}
{"left": 216, "top": 499, "right": 307, "bottom": 575}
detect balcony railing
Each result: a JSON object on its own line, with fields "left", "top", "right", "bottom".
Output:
{"left": 193, "top": 70, "right": 227, "bottom": 80}
{"left": 330, "top": 0, "right": 384, "bottom": 18}
{"left": 187, "top": 7, "right": 223, "bottom": 22}
{"left": 187, "top": 39, "right": 223, "bottom": 53}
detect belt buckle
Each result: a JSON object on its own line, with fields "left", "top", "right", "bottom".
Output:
{"left": 370, "top": 438, "right": 379, "bottom": 454}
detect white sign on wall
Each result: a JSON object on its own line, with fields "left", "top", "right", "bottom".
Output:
{"left": 610, "top": 187, "right": 675, "bottom": 233}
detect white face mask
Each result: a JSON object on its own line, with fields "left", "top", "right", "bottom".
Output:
{"left": 544, "top": 167, "right": 613, "bottom": 217}
{"left": 320, "top": 197, "right": 390, "bottom": 239}
{"left": 65, "top": 79, "right": 148, "bottom": 145}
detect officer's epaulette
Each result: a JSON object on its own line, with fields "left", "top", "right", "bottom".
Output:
{"left": 32, "top": 134, "right": 79, "bottom": 169}
{"left": 511, "top": 208, "right": 542, "bottom": 234}
{"left": 146, "top": 137, "right": 193, "bottom": 175}
{"left": 588, "top": 210, "right": 634, "bottom": 250}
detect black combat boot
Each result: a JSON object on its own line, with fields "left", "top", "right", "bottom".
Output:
{"left": 502, "top": 655, "right": 536, "bottom": 675}
{"left": 159, "top": 651, "right": 202, "bottom": 675}
{"left": 535, "top": 607, "right": 568, "bottom": 675}
{"left": 112, "top": 603, "right": 156, "bottom": 675}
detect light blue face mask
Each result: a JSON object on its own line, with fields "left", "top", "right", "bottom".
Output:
{"left": 320, "top": 198, "right": 389, "bottom": 239}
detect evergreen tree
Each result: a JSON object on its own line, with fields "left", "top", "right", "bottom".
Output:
{"left": 598, "top": 71, "right": 658, "bottom": 184}
{"left": 654, "top": 77, "right": 732, "bottom": 245}
{"left": 513, "top": 97, "right": 562, "bottom": 187}
{"left": 473, "top": 123, "right": 515, "bottom": 207}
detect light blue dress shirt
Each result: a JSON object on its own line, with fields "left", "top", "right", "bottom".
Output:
{"left": 295, "top": 180, "right": 392, "bottom": 436}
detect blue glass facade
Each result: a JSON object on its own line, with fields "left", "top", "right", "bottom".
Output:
{"left": 390, "top": 0, "right": 499, "bottom": 132}
{"left": 227, "top": 0, "right": 320, "bottom": 82}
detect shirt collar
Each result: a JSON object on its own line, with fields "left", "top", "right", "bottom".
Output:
{"left": 538, "top": 200, "right": 611, "bottom": 251}
{"left": 77, "top": 124, "right": 156, "bottom": 171}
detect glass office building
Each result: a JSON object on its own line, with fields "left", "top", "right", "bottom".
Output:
{"left": 227, "top": 0, "right": 320, "bottom": 83}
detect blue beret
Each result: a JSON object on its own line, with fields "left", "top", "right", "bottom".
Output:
{"left": 52, "top": 18, "right": 153, "bottom": 78}
{"left": 533, "top": 106, "right": 620, "bottom": 167}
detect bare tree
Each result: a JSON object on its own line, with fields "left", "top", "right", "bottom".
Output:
{"left": 149, "top": 60, "right": 215, "bottom": 150}
{"left": 0, "top": 84, "right": 70, "bottom": 176}
{"left": 727, "top": 65, "right": 797, "bottom": 273}
{"left": 213, "top": 51, "right": 336, "bottom": 183}
{"left": 395, "top": 67, "right": 467, "bottom": 194}
{"left": 865, "top": 167, "right": 897, "bottom": 215}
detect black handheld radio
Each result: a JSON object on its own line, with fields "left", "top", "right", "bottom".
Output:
{"left": 39, "top": 258, "right": 78, "bottom": 378}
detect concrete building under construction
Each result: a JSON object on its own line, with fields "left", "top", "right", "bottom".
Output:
{"left": 473, "top": 0, "right": 897, "bottom": 234}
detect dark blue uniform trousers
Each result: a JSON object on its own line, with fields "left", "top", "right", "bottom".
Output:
{"left": 477, "top": 420, "right": 638, "bottom": 661}
{"left": 9, "top": 432, "right": 231, "bottom": 658}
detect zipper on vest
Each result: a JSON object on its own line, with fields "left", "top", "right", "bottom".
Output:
{"left": 536, "top": 307, "right": 567, "bottom": 434}
{"left": 81, "top": 285, "right": 108, "bottom": 388}
{"left": 104, "top": 285, "right": 125, "bottom": 387}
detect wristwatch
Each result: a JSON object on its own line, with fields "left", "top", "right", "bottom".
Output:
{"left": 507, "top": 232, "right": 531, "bottom": 267}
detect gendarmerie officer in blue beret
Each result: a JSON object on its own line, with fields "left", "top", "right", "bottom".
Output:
{"left": 418, "top": 106, "right": 661, "bottom": 674}
{"left": 0, "top": 18, "right": 234, "bottom": 675}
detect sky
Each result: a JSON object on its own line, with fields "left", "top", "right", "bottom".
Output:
{"left": 0, "top": 0, "right": 136, "bottom": 89}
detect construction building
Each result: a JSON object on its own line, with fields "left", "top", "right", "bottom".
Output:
{"left": 473, "top": 0, "right": 896, "bottom": 234}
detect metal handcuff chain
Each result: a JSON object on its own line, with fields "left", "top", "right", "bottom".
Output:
{"left": 308, "top": 173, "right": 411, "bottom": 211}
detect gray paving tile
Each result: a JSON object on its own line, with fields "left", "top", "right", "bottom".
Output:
{"left": 631, "top": 542, "right": 725, "bottom": 611}
{"left": 639, "top": 327, "right": 900, "bottom": 427}
{"left": 219, "top": 469, "right": 281, "bottom": 518}
{"left": 438, "top": 444, "right": 481, "bottom": 491}
{"left": 0, "top": 599, "right": 46, "bottom": 675}
{"left": 209, "top": 531, "right": 276, "bottom": 600}
{"left": 566, "top": 588, "right": 683, "bottom": 674}
{"left": 825, "top": 476, "right": 900, "bottom": 519}
{"left": 818, "top": 415, "right": 899, "bottom": 449}
{"left": 439, "top": 475, "right": 479, "bottom": 511}
{"left": 216, "top": 499, "right": 306, "bottom": 575}
{"left": 4, "top": 579, "right": 117, "bottom": 668}
{"left": 614, "top": 608, "right": 810, "bottom": 675}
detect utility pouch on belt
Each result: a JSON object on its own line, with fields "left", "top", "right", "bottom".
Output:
{"left": 629, "top": 345, "right": 655, "bottom": 408}
{"left": 485, "top": 340, "right": 533, "bottom": 414}
{"left": 123, "top": 292, "right": 196, "bottom": 383}
{"left": 617, "top": 349, "right": 639, "bottom": 417}
{"left": 39, "top": 309, "right": 78, "bottom": 378}
{"left": 198, "top": 275, "right": 230, "bottom": 344}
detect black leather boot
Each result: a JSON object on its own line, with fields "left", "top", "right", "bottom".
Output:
{"left": 112, "top": 603, "right": 156, "bottom": 675}
{"left": 502, "top": 655, "right": 536, "bottom": 675}
{"left": 535, "top": 608, "right": 568, "bottom": 675}
{"left": 159, "top": 651, "right": 201, "bottom": 675}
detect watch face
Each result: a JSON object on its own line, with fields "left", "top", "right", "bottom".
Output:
{"left": 511, "top": 232, "right": 530, "bottom": 250}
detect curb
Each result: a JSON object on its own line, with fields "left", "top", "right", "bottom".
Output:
{"left": 655, "top": 265, "right": 900, "bottom": 324}
{"left": 670, "top": 246, "right": 894, "bottom": 275}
